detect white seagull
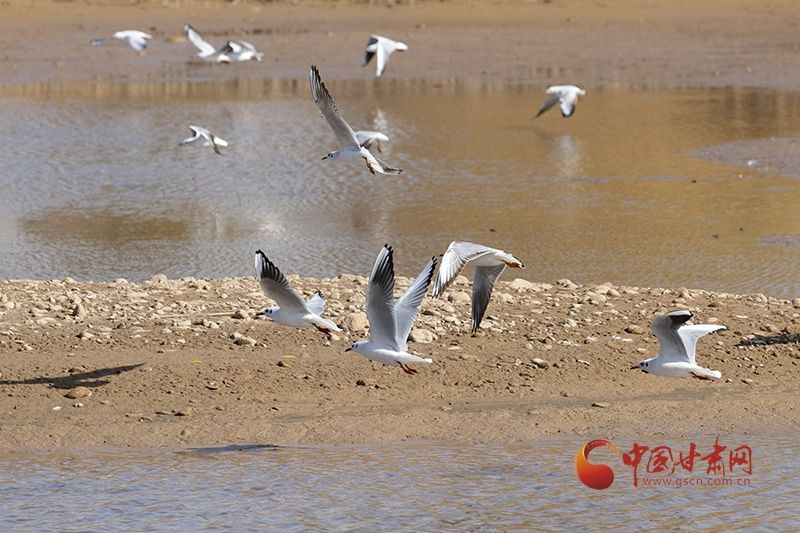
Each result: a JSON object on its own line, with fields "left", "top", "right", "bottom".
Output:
{"left": 309, "top": 65, "right": 402, "bottom": 175}
{"left": 432, "top": 241, "right": 525, "bottom": 333}
{"left": 90, "top": 30, "right": 152, "bottom": 53}
{"left": 184, "top": 24, "right": 230, "bottom": 62}
{"left": 254, "top": 250, "right": 342, "bottom": 335}
{"left": 184, "top": 25, "right": 262, "bottom": 63}
{"left": 221, "top": 39, "right": 263, "bottom": 62}
{"left": 346, "top": 244, "right": 436, "bottom": 375}
{"left": 180, "top": 125, "right": 228, "bottom": 155}
{"left": 634, "top": 310, "right": 725, "bottom": 380}
{"left": 363, "top": 35, "right": 408, "bottom": 78}
{"left": 355, "top": 130, "right": 390, "bottom": 153}
{"left": 536, "top": 85, "right": 586, "bottom": 118}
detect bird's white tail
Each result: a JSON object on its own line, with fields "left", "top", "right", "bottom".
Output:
{"left": 693, "top": 367, "right": 722, "bottom": 380}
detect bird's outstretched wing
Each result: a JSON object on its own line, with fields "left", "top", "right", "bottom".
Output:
{"left": 679, "top": 324, "right": 726, "bottom": 365}
{"left": 394, "top": 257, "right": 436, "bottom": 351}
{"left": 471, "top": 264, "right": 506, "bottom": 332}
{"left": 306, "top": 291, "right": 325, "bottom": 316}
{"left": 364, "top": 35, "right": 379, "bottom": 66}
{"left": 185, "top": 24, "right": 216, "bottom": 56}
{"left": 536, "top": 93, "right": 560, "bottom": 118}
{"left": 433, "top": 241, "right": 497, "bottom": 297}
{"left": 254, "top": 250, "right": 308, "bottom": 312}
{"left": 366, "top": 244, "right": 399, "bottom": 349}
{"left": 309, "top": 65, "right": 360, "bottom": 150}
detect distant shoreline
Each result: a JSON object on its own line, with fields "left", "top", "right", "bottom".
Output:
{"left": 2, "top": 0, "right": 800, "bottom": 89}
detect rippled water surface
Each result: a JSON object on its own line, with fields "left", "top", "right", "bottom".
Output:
{"left": 2, "top": 81, "right": 800, "bottom": 296}
{"left": 0, "top": 436, "right": 797, "bottom": 531}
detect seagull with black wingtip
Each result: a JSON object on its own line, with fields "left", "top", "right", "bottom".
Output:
{"left": 432, "top": 241, "right": 525, "bottom": 333}
{"left": 254, "top": 250, "right": 341, "bottom": 335}
{"left": 536, "top": 85, "right": 586, "bottom": 118}
{"left": 309, "top": 65, "right": 402, "bottom": 175}
{"left": 346, "top": 244, "right": 436, "bottom": 375}
{"left": 633, "top": 310, "right": 726, "bottom": 380}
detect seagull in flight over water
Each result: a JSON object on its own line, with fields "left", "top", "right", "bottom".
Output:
{"left": 309, "top": 65, "right": 402, "bottom": 175}
{"left": 90, "top": 31, "right": 152, "bottom": 53}
{"left": 634, "top": 310, "right": 725, "bottom": 380}
{"left": 184, "top": 24, "right": 263, "bottom": 63}
{"left": 536, "top": 85, "right": 586, "bottom": 118}
{"left": 363, "top": 35, "right": 408, "bottom": 78}
{"left": 254, "top": 250, "right": 342, "bottom": 335}
{"left": 433, "top": 241, "right": 525, "bottom": 333}
{"left": 180, "top": 125, "right": 228, "bottom": 155}
{"left": 347, "top": 245, "right": 436, "bottom": 375}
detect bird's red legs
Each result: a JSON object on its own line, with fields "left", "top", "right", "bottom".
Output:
{"left": 398, "top": 362, "right": 417, "bottom": 375}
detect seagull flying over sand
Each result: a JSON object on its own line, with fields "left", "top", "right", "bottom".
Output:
{"left": 346, "top": 244, "right": 436, "bottom": 375}
{"left": 634, "top": 310, "right": 725, "bottom": 380}
{"left": 309, "top": 65, "right": 402, "bottom": 175}
{"left": 355, "top": 130, "right": 390, "bottom": 153}
{"left": 536, "top": 85, "right": 586, "bottom": 118}
{"left": 180, "top": 125, "right": 228, "bottom": 155}
{"left": 90, "top": 30, "right": 152, "bottom": 53}
{"left": 363, "top": 35, "right": 408, "bottom": 78}
{"left": 433, "top": 241, "right": 525, "bottom": 333}
{"left": 254, "top": 250, "right": 342, "bottom": 335}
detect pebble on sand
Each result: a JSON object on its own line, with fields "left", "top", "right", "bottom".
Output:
{"left": 232, "top": 332, "right": 257, "bottom": 346}
{"left": 409, "top": 328, "right": 435, "bottom": 344}
{"left": 531, "top": 358, "right": 551, "bottom": 369}
{"left": 64, "top": 386, "right": 92, "bottom": 399}
{"left": 625, "top": 325, "right": 645, "bottom": 335}
{"left": 344, "top": 311, "right": 368, "bottom": 332}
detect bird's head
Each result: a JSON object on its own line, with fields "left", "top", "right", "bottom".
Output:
{"left": 322, "top": 151, "right": 338, "bottom": 160}
{"left": 632, "top": 360, "right": 651, "bottom": 373}
{"left": 578, "top": 88, "right": 587, "bottom": 96}
{"left": 257, "top": 307, "right": 277, "bottom": 319}
{"left": 396, "top": 42, "right": 409, "bottom": 52}
{"left": 345, "top": 340, "right": 367, "bottom": 353}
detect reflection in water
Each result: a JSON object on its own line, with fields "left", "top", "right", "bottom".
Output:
{"left": 1, "top": 81, "right": 800, "bottom": 295}
{"left": 0, "top": 437, "right": 797, "bottom": 531}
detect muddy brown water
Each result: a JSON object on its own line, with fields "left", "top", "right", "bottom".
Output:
{"left": 1, "top": 80, "right": 799, "bottom": 297}
{"left": 0, "top": 436, "right": 797, "bottom": 530}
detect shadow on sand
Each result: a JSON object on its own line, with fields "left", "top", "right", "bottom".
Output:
{"left": 0, "top": 363, "right": 144, "bottom": 389}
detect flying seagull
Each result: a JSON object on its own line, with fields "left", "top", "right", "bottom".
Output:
{"left": 309, "top": 65, "right": 402, "bottom": 175}
{"left": 432, "top": 241, "right": 525, "bottom": 333}
{"left": 363, "top": 35, "right": 408, "bottom": 78}
{"left": 184, "top": 24, "right": 263, "bottom": 63}
{"left": 90, "top": 30, "right": 152, "bottom": 53}
{"left": 254, "top": 250, "right": 342, "bottom": 335}
{"left": 355, "top": 130, "right": 390, "bottom": 153}
{"left": 221, "top": 39, "right": 263, "bottom": 62}
{"left": 536, "top": 85, "right": 586, "bottom": 118}
{"left": 346, "top": 244, "right": 436, "bottom": 375}
{"left": 180, "top": 125, "right": 228, "bottom": 155}
{"left": 633, "top": 310, "right": 725, "bottom": 380}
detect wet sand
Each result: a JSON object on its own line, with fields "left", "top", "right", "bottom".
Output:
{"left": 1, "top": 275, "right": 798, "bottom": 449}
{"left": 1, "top": 1, "right": 800, "bottom": 449}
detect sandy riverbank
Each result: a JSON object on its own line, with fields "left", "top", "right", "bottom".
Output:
{"left": 2, "top": 0, "right": 800, "bottom": 89}
{"left": 1, "top": 274, "right": 798, "bottom": 449}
